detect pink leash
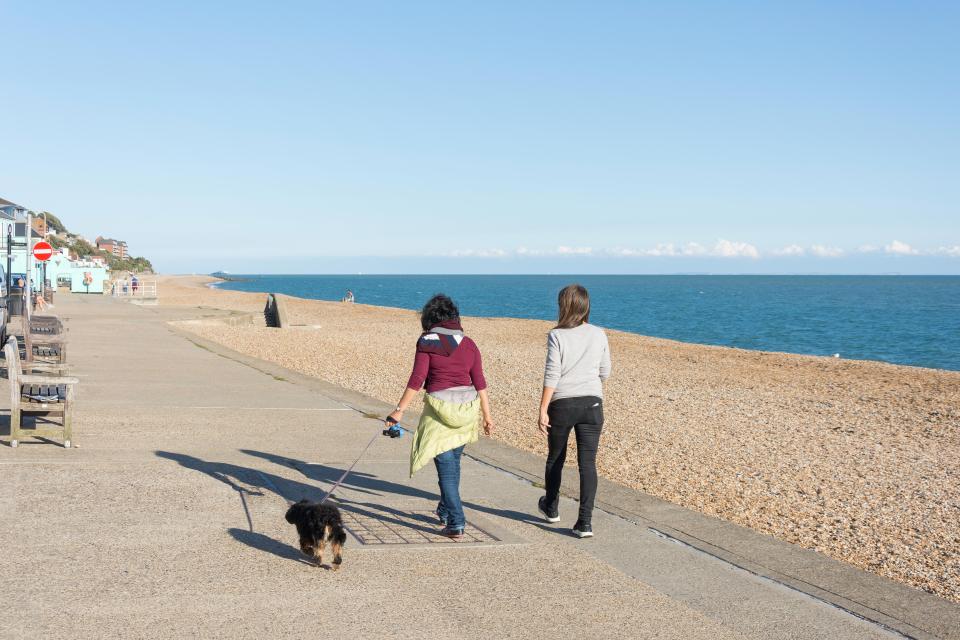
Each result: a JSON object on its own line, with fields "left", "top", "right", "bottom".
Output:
{"left": 319, "top": 429, "right": 385, "bottom": 504}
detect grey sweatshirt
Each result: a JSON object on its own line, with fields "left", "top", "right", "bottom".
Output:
{"left": 543, "top": 323, "right": 611, "bottom": 400}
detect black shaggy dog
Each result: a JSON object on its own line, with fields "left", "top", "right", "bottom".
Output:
{"left": 284, "top": 499, "right": 347, "bottom": 569}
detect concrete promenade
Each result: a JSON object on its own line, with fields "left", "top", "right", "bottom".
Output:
{"left": 0, "top": 293, "right": 954, "bottom": 639}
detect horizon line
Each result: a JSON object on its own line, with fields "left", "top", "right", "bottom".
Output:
{"left": 189, "top": 272, "right": 960, "bottom": 277}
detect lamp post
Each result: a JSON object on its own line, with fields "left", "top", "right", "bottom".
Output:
{"left": 40, "top": 213, "right": 47, "bottom": 296}
{"left": 5, "top": 223, "right": 11, "bottom": 295}
{"left": 25, "top": 211, "right": 32, "bottom": 319}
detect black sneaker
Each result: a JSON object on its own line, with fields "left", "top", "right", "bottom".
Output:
{"left": 572, "top": 521, "right": 593, "bottom": 538}
{"left": 440, "top": 526, "right": 464, "bottom": 540}
{"left": 538, "top": 497, "right": 560, "bottom": 523}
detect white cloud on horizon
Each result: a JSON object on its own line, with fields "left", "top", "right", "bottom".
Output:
{"left": 771, "top": 244, "right": 806, "bottom": 257}
{"left": 810, "top": 245, "right": 845, "bottom": 258}
{"left": 712, "top": 239, "right": 760, "bottom": 259}
{"left": 443, "top": 240, "right": 960, "bottom": 259}
{"left": 612, "top": 242, "right": 707, "bottom": 257}
{"left": 614, "top": 240, "right": 756, "bottom": 258}
{"left": 447, "top": 248, "right": 508, "bottom": 258}
{"left": 884, "top": 240, "right": 919, "bottom": 256}
{"left": 934, "top": 245, "right": 960, "bottom": 257}
{"left": 555, "top": 246, "right": 594, "bottom": 256}
{"left": 515, "top": 247, "right": 543, "bottom": 256}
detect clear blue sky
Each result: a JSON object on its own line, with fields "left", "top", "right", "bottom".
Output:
{"left": 1, "top": 1, "right": 958, "bottom": 274}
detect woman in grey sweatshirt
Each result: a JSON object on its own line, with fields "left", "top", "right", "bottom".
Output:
{"left": 537, "top": 284, "right": 611, "bottom": 538}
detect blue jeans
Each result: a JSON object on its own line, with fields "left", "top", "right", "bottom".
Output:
{"left": 434, "top": 445, "right": 466, "bottom": 530}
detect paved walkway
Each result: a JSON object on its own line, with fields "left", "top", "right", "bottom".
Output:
{"left": 0, "top": 293, "right": 936, "bottom": 639}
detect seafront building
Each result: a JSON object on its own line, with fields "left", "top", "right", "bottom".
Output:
{"left": 0, "top": 197, "right": 109, "bottom": 293}
{"left": 96, "top": 236, "right": 128, "bottom": 258}
{"left": 44, "top": 248, "right": 110, "bottom": 293}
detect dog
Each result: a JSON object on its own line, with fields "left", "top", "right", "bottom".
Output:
{"left": 284, "top": 499, "right": 347, "bottom": 569}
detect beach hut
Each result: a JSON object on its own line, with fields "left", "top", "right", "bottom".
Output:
{"left": 65, "top": 258, "right": 108, "bottom": 294}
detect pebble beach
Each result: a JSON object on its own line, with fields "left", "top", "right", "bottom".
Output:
{"left": 161, "top": 275, "right": 960, "bottom": 603}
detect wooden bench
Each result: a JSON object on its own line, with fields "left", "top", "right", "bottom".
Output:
{"left": 4, "top": 336, "right": 78, "bottom": 448}
{"left": 31, "top": 320, "right": 63, "bottom": 336}
{"left": 22, "top": 318, "right": 68, "bottom": 365}
{"left": 29, "top": 314, "right": 65, "bottom": 335}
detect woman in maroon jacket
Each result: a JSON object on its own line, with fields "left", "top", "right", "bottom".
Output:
{"left": 387, "top": 294, "right": 493, "bottom": 539}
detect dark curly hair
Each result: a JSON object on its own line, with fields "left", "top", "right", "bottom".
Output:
{"left": 420, "top": 294, "right": 460, "bottom": 331}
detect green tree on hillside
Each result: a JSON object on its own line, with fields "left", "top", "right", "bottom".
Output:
{"left": 27, "top": 210, "right": 154, "bottom": 273}
{"left": 110, "top": 256, "right": 154, "bottom": 273}
{"left": 48, "top": 235, "right": 69, "bottom": 250}
{"left": 71, "top": 238, "right": 96, "bottom": 258}
{"left": 38, "top": 211, "right": 66, "bottom": 234}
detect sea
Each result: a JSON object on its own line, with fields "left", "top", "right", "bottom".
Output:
{"left": 213, "top": 275, "right": 960, "bottom": 372}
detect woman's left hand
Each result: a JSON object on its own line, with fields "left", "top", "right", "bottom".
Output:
{"left": 482, "top": 415, "right": 494, "bottom": 436}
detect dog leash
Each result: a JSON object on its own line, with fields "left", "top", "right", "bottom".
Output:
{"left": 319, "top": 428, "right": 387, "bottom": 504}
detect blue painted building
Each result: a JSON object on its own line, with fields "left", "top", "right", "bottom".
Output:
{"left": 0, "top": 198, "right": 45, "bottom": 289}
{"left": 0, "top": 197, "right": 109, "bottom": 293}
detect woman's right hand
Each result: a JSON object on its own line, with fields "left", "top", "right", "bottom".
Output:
{"left": 386, "top": 409, "right": 403, "bottom": 425}
{"left": 482, "top": 415, "right": 494, "bottom": 436}
{"left": 538, "top": 411, "right": 551, "bottom": 436}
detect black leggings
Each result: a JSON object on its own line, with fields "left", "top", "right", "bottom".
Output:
{"left": 543, "top": 396, "right": 604, "bottom": 524}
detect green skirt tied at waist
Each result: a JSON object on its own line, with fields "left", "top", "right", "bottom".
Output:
{"left": 409, "top": 393, "right": 480, "bottom": 477}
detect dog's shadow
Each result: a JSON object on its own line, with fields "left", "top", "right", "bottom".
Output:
{"left": 227, "top": 528, "right": 316, "bottom": 566}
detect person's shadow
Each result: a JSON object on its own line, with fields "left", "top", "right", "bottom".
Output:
{"left": 155, "top": 450, "right": 328, "bottom": 564}
{"left": 239, "top": 449, "right": 539, "bottom": 525}
{"left": 155, "top": 448, "right": 544, "bottom": 562}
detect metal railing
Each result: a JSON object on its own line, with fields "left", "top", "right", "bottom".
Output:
{"left": 110, "top": 279, "right": 157, "bottom": 299}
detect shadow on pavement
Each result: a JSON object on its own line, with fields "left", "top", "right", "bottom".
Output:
{"left": 155, "top": 448, "right": 545, "bottom": 560}
{"left": 240, "top": 448, "right": 540, "bottom": 526}
{"left": 227, "top": 528, "right": 314, "bottom": 566}
{"left": 155, "top": 450, "right": 325, "bottom": 502}
{"left": 155, "top": 450, "right": 327, "bottom": 562}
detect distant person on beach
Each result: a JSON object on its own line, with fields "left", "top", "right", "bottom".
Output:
{"left": 386, "top": 294, "right": 494, "bottom": 540}
{"left": 342, "top": 289, "right": 354, "bottom": 303}
{"left": 536, "top": 284, "right": 611, "bottom": 539}
{"left": 131, "top": 275, "right": 139, "bottom": 294}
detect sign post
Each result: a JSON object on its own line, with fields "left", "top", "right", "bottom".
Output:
{"left": 26, "top": 212, "right": 32, "bottom": 318}
{"left": 5, "top": 224, "right": 11, "bottom": 295}
{"left": 34, "top": 241, "right": 52, "bottom": 301}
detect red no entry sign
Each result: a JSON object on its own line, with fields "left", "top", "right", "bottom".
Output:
{"left": 33, "top": 241, "right": 54, "bottom": 262}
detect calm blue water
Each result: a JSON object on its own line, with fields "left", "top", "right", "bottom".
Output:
{"left": 215, "top": 275, "right": 960, "bottom": 371}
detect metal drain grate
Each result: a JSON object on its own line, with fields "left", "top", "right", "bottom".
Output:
{"left": 341, "top": 508, "right": 502, "bottom": 545}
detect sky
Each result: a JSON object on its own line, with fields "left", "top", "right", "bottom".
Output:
{"left": 1, "top": 1, "right": 958, "bottom": 274}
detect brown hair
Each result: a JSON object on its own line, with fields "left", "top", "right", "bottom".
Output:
{"left": 556, "top": 284, "right": 590, "bottom": 329}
